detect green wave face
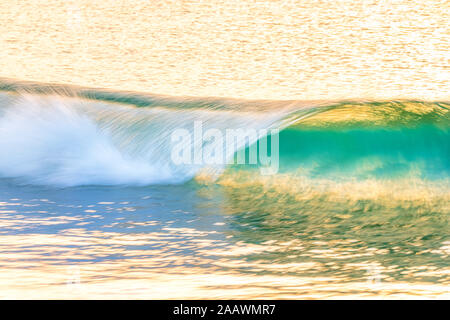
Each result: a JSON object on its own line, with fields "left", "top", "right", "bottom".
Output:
{"left": 230, "top": 101, "right": 450, "bottom": 181}
{"left": 278, "top": 125, "right": 449, "bottom": 180}
{"left": 214, "top": 102, "right": 450, "bottom": 252}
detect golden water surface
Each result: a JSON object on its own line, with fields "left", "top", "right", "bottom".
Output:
{"left": 0, "top": 0, "right": 449, "bottom": 100}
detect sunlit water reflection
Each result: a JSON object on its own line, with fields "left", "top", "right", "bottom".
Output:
{"left": 0, "top": 179, "right": 448, "bottom": 299}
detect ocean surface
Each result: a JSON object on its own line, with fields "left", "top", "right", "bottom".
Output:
{"left": 0, "top": 0, "right": 449, "bottom": 298}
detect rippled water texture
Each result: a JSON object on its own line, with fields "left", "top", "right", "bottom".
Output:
{"left": 0, "top": 178, "right": 448, "bottom": 299}
{"left": 0, "top": 0, "right": 449, "bottom": 100}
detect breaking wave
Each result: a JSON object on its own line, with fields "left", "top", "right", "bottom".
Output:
{"left": 0, "top": 79, "right": 448, "bottom": 188}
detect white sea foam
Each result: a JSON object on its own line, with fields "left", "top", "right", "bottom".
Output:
{"left": 0, "top": 95, "right": 176, "bottom": 186}
{"left": 0, "top": 93, "right": 282, "bottom": 186}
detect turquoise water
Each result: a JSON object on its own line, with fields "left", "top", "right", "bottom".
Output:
{"left": 0, "top": 82, "right": 448, "bottom": 298}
